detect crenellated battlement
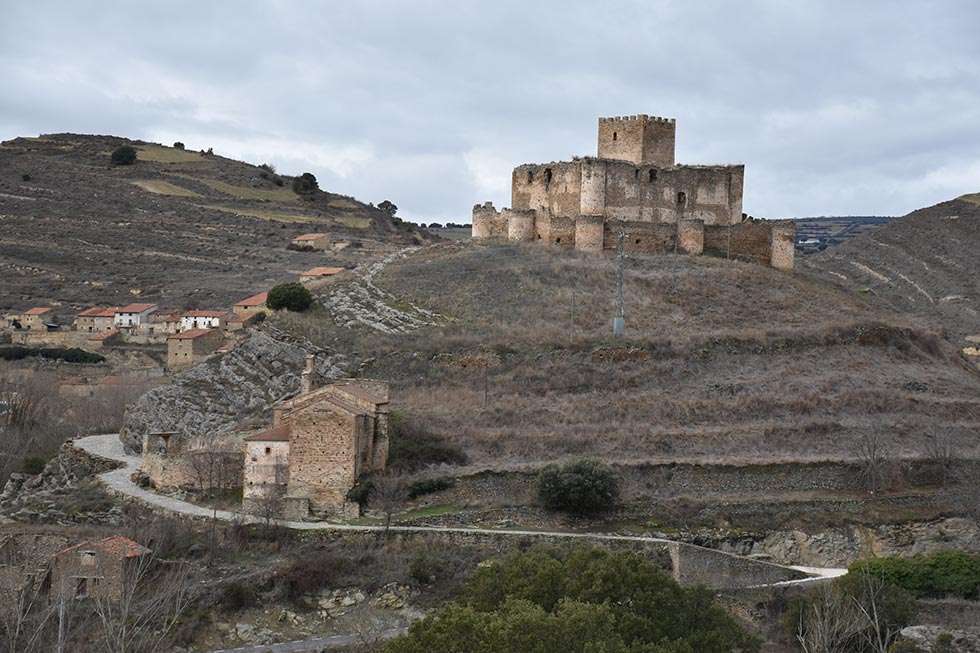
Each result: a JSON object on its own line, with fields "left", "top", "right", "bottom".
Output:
{"left": 599, "top": 114, "right": 675, "bottom": 125}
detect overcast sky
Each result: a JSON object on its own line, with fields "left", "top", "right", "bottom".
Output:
{"left": 2, "top": 1, "right": 979, "bottom": 222}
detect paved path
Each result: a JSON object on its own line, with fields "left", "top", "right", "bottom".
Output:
{"left": 77, "top": 433, "right": 847, "bottom": 652}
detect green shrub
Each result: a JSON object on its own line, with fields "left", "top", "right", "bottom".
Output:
{"left": 291, "top": 172, "right": 318, "bottom": 195}
{"left": 347, "top": 479, "right": 375, "bottom": 508}
{"left": 111, "top": 145, "right": 137, "bottom": 165}
{"left": 266, "top": 282, "right": 313, "bottom": 312}
{"left": 259, "top": 163, "right": 276, "bottom": 173}
{"left": 173, "top": 141, "right": 185, "bottom": 150}
{"left": 385, "top": 546, "right": 760, "bottom": 653}
{"left": 407, "top": 477, "right": 455, "bottom": 499}
{"left": 409, "top": 552, "right": 439, "bottom": 585}
{"left": 537, "top": 459, "right": 618, "bottom": 515}
{"left": 21, "top": 456, "right": 48, "bottom": 475}
{"left": 0, "top": 346, "right": 104, "bottom": 364}
{"left": 388, "top": 412, "right": 467, "bottom": 472}
{"left": 21, "top": 173, "right": 31, "bottom": 182}
{"left": 850, "top": 551, "right": 980, "bottom": 600}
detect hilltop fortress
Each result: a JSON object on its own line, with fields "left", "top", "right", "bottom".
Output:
{"left": 473, "top": 115, "right": 794, "bottom": 270}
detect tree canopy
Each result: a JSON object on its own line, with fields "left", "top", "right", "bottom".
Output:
{"left": 383, "top": 547, "right": 760, "bottom": 653}
{"left": 266, "top": 282, "right": 313, "bottom": 312}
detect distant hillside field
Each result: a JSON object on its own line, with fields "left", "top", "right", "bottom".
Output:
{"left": 802, "top": 195, "right": 980, "bottom": 346}
{"left": 0, "top": 134, "right": 431, "bottom": 313}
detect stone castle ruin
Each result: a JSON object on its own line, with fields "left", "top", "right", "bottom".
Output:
{"left": 473, "top": 115, "right": 795, "bottom": 270}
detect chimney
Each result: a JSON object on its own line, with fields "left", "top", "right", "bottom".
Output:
{"left": 300, "top": 354, "right": 315, "bottom": 395}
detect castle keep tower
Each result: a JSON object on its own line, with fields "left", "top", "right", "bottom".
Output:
{"left": 597, "top": 115, "right": 675, "bottom": 166}
{"left": 471, "top": 114, "right": 793, "bottom": 270}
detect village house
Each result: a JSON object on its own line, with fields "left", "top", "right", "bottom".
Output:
{"left": 74, "top": 307, "right": 118, "bottom": 333}
{"left": 114, "top": 303, "right": 158, "bottom": 328}
{"left": 299, "top": 266, "right": 344, "bottom": 285}
{"left": 233, "top": 291, "right": 268, "bottom": 317}
{"left": 242, "top": 356, "right": 390, "bottom": 519}
{"left": 166, "top": 328, "right": 223, "bottom": 370}
{"left": 5, "top": 307, "right": 53, "bottom": 331}
{"left": 49, "top": 536, "right": 150, "bottom": 601}
{"left": 291, "top": 233, "right": 330, "bottom": 251}
{"left": 180, "top": 309, "right": 227, "bottom": 331}
{"left": 150, "top": 311, "right": 183, "bottom": 335}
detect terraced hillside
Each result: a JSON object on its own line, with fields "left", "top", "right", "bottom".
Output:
{"left": 263, "top": 242, "right": 980, "bottom": 470}
{"left": 0, "top": 134, "right": 430, "bottom": 313}
{"left": 802, "top": 195, "right": 980, "bottom": 349}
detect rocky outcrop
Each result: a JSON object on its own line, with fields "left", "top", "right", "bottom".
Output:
{"left": 120, "top": 327, "right": 349, "bottom": 452}
{"left": 900, "top": 625, "right": 980, "bottom": 653}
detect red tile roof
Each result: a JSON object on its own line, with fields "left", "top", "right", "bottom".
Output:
{"left": 78, "top": 306, "right": 118, "bottom": 318}
{"left": 294, "top": 233, "right": 327, "bottom": 241}
{"left": 117, "top": 303, "right": 158, "bottom": 314}
{"left": 56, "top": 535, "right": 150, "bottom": 560}
{"left": 301, "top": 266, "right": 344, "bottom": 277}
{"left": 235, "top": 291, "right": 268, "bottom": 307}
{"left": 24, "top": 307, "right": 52, "bottom": 315}
{"left": 243, "top": 423, "right": 291, "bottom": 442}
{"left": 182, "top": 309, "right": 226, "bottom": 318}
{"left": 169, "top": 328, "right": 215, "bottom": 340}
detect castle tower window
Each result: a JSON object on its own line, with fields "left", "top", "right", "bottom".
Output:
{"left": 544, "top": 168, "right": 552, "bottom": 186}
{"left": 677, "top": 191, "right": 687, "bottom": 207}
{"left": 648, "top": 169, "right": 657, "bottom": 182}
{"left": 634, "top": 169, "right": 639, "bottom": 180}
{"left": 612, "top": 132, "right": 617, "bottom": 141}
{"left": 526, "top": 170, "right": 534, "bottom": 183}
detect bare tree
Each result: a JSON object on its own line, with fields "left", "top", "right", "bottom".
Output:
{"left": 92, "top": 555, "right": 194, "bottom": 653}
{"left": 0, "top": 373, "right": 69, "bottom": 485}
{"left": 796, "top": 583, "right": 862, "bottom": 653}
{"left": 187, "top": 434, "right": 239, "bottom": 564}
{"left": 0, "top": 571, "right": 82, "bottom": 653}
{"left": 857, "top": 430, "right": 887, "bottom": 495}
{"left": 251, "top": 453, "right": 288, "bottom": 533}
{"left": 923, "top": 432, "right": 955, "bottom": 487}
{"left": 851, "top": 573, "right": 904, "bottom": 653}
{"left": 372, "top": 472, "right": 406, "bottom": 539}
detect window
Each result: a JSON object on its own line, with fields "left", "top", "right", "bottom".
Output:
{"left": 526, "top": 170, "right": 533, "bottom": 183}
{"left": 634, "top": 169, "right": 639, "bottom": 180}
{"left": 677, "top": 191, "right": 687, "bottom": 207}
{"left": 75, "top": 578, "right": 88, "bottom": 598}
{"left": 543, "top": 168, "right": 552, "bottom": 186}
{"left": 265, "top": 447, "right": 271, "bottom": 455}
{"left": 612, "top": 131, "right": 617, "bottom": 141}
{"left": 555, "top": 237, "right": 561, "bottom": 244}
{"left": 80, "top": 551, "right": 96, "bottom": 567}
{"left": 648, "top": 169, "right": 657, "bottom": 182}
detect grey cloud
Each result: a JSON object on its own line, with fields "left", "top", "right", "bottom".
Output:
{"left": 2, "top": 0, "right": 980, "bottom": 221}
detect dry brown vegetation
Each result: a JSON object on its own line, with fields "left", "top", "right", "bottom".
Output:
{"left": 278, "top": 243, "right": 980, "bottom": 472}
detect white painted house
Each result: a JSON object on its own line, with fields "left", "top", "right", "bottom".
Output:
{"left": 180, "top": 310, "right": 227, "bottom": 331}
{"left": 113, "top": 303, "right": 158, "bottom": 328}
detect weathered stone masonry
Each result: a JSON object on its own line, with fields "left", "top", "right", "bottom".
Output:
{"left": 473, "top": 114, "right": 794, "bottom": 270}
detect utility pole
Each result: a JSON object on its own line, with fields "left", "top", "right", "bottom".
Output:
{"left": 613, "top": 231, "right": 625, "bottom": 337}
{"left": 482, "top": 362, "right": 489, "bottom": 407}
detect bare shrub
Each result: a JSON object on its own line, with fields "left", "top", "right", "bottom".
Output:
{"left": 857, "top": 430, "right": 888, "bottom": 494}
{"left": 0, "top": 373, "right": 72, "bottom": 484}
{"left": 923, "top": 432, "right": 955, "bottom": 487}
{"left": 372, "top": 472, "right": 407, "bottom": 538}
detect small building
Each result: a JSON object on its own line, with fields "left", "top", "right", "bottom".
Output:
{"left": 114, "top": 303, "right": 158, "bottom": 328}
{"left": 180, "top": 310, "right": 228, "bottom": 331}
{"left": 74, "top": 307, "right": 118, "bottom": 333}
{"left": 299, "top": 266, "right": 344, "bottom": 285}
{"left": 49, "top": 536, "right": 150, "bottom": 601}
{"left": 166, "top": 328, "right": 223, "bottom": 370}
{"left": 291, "top": 233, "right": 330, "bottom": 251}
{"left": 242, "top": 423, "right": 290, "bottom": 507}
{"left": 233, "top": 291, "right": 268, "bottom": 317}
{"left": 242, "top": 355, "right": 390, "bottom": 520}
{"left": 6, "top": 307, "right": 53, "bottom": 331}
{"left": 150, "top": 311, "right": 183, "bottom": 336}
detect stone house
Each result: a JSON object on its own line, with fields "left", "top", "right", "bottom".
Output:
{"left": 49, "top": 536, "right": 150, "bottom": 601}
{"left": 142, "top": 431, "right": 242, "bottom": 491}
{"left": 233, "top": 291, "right": 268, "bottom": 317}
{"left": 299, "top": 266, "right": 344, "bottom": 285}
{"left": 242, "top": 356, "right": 390, "bottom": 519}
{"left": 6, "top": 307, "right": 53, "bottom": 331}
{"left": 180, "top": 309, "right": 228, "bottom": 331}
{"left": 150, "top": 311, "right": 183, "bottom": 336}
{"left": 74, "top": 306, "right": 118, "bottom": 333}
{"left": 166, "top": 328, "right": 223, "bottom": 370}
{"left": 114, "top": 303, "right": 158, "bottom": 328}
{"left": 291, "top": 233, "right": 330, "bottom": 251}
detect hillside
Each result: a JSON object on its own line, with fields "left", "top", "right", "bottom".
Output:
{"left": 802, "top": 195, "right": 980, "bottom": 349}
{"left": 125, "top": 242, "right": 980, "bottom": 474}
{"left": 0, "top": 133, "right": 430, "bottom": 314}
